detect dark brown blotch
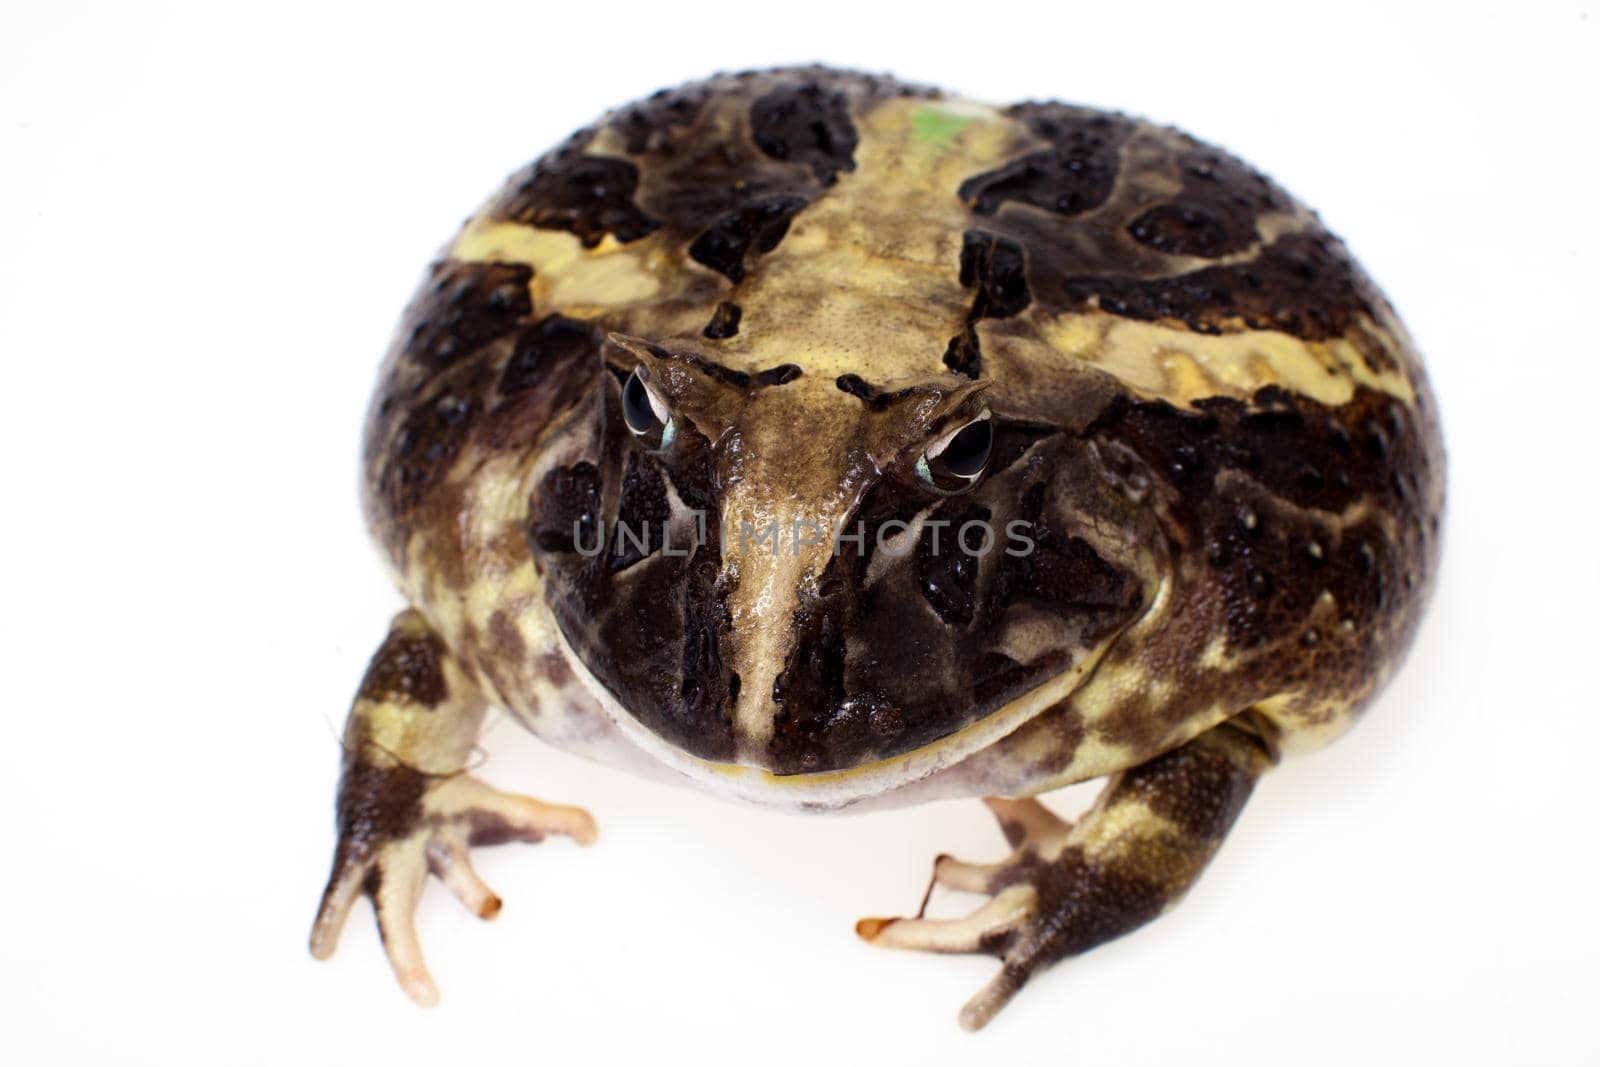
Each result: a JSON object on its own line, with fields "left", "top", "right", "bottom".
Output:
{"left": 754, "top": 363, "right": 803, "bottom": 386}
{"left": 530, "top": 461, "right": 602, "bottom": 555}
{"left": 960, "top": 105, "right": 1133, "bottom": 217}
{"left": 915, "top": 502, "right": 991, "bottom": 626}
{"left": 499, "top": 314, "right": 601, "bottom": 396}
{"left": 494, "top": 147, "right": 660, "bottom": 247}
{"left": 357, "top": 627, "right": 449, "bottom": 708}
{"left": 401, "top": 261, "right": 532, "bottom": 371}
{"left": 1127, "top": 149, "right": 1288, "bottom": 259}
{"left": 486, "top": 610, "right": 527, "bottom": 665}
{"left": 330, "top": 748, "right": 431, "bottom": 876}
{"left": 770, "top": 582, "right": 911, "bottom": 771}
{"left": 609, "top": 454, "right": 671, "bottom": 572}
{"left": 835, "top": 373, "right": 882, "bottom": 406}
{"left": 943, "top": 326, "right": 982, "bottom": 378}
{"left": 960, "top": 229, "right": 1032, "bottom": 320}
{"left": 383, "top": 391, "right": 481, "bottom": 520}
{"left": 593, "top": 522, "right": 738, "bottom": 762}
{"left": 688, "top": 195, "right": 810, "bottom": 281}
{"left": 702, "top": 300, "right": 742, "bottom": 339}
{"left": 749, "top": 81, "right": 860, "bottom": 185}
{"left": 1002, "top": 508, "right": 1136, "bottom": 617}
{"left": 1061, "top": 232, "right": 1378, "bottom": 341}
{"left": 833, "top": 373, "right": 939, "bottom": 412}
{"left": 612, "top": 82, "right": 713, "bottom": 155}
{"left": 538, "top": 651, "right": 574, "bottom": 690}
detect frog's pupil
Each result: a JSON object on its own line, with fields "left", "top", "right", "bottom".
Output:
{"left": 622, "top": 370, "right": 659, "bottom": 435}
{"left": 941, "top": 420, "right": 992, "bottom": 478}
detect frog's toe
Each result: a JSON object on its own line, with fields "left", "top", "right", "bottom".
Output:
{"left": 370, "top": 840, "right": 440, "bottom": 1006}
{"left": 856, "top": 883, "right": 1037, "bottom": 952}
{"left": 310, "top": 833, "right": 439, "bottom": 1005}
{"left": 310, "top": 859, "right": 364, "bottom": 962}
{"left": 925, "top": 853, "right": 1007, "bottom": 897}
{"left": 981, "top": 796, "right": 1072, "bottom": 848}
{"left": 427, "top": 774, "right": 598, "bottom": 848}
{"left": 426, "top": 833, "right": 502, "bottom": 919}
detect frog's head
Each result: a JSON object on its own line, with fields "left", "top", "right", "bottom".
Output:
{"left": 527, "top": 333, "right": 1158, "bottom": 775}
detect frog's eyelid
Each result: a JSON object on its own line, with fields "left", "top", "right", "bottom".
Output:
{"left": 924, "top": 408, "right": 992, "bottom": 462}
{"left": 626, "top": 366, "right": 673, "bottom": 428}
{"left": 644, "top": 383, "right": 671, "bottom": 426}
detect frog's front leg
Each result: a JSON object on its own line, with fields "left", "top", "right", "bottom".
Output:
{"left": 858, "top": 716, "right": 1276, "bottom": 1030}
{"left": 309, "top": 609, "right": 596, "bottom": 1005}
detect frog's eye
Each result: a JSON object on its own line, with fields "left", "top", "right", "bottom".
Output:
{"left": 621, "top": 368, "right": 676, "bottom": 449}
{"left": 916, "top": 412, "right": 993, "bottom": 494}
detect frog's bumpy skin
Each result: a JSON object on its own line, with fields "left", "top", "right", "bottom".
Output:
{"left": 316, "top": 66, "right": 1444, "bottom": 1025}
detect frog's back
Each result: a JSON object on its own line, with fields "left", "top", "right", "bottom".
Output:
{"left": 360, "top": 66, "right": 1442, "bottom": 808}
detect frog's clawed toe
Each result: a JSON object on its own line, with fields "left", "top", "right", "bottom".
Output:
{"left": 310, "top": 771, "right": 595, "bottom": 1006}
{"left": 856, "top": 797, "right": 1073, "bottom": 1029}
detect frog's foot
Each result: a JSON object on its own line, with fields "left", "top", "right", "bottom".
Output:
{"left": 856, "top": 719, "right": 1275, "bottom": 1030}
{"left": 310, "top": 765, "right": 596, "bottom": 1006}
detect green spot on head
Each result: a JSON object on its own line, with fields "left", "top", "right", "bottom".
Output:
{"left": 912, "top": 106, "right": 975, "bottom": 147}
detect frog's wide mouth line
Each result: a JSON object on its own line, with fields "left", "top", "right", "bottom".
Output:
{"left": 547, "top": 570, "right": 1169, "bottom": 811}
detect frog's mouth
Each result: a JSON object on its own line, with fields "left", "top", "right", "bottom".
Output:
{"left": 547, "top": 593, "right": 1144, "bottom": 811}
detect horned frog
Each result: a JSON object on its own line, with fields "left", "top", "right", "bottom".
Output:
{"left": 310, "top": 66, "right": 1444, "bottom": 1029}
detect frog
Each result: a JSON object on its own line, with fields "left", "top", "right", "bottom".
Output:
{"left": 309, "top": 65, "right": 1444, "bottom": 1030}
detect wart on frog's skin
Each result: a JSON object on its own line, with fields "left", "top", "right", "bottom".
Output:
{"left": 313, "top": 65, "right": 1444, "bottom": 1029}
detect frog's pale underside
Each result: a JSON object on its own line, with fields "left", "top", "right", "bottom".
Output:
{"left": 310, "top": 67, "right": 1444, "bottom": 1030}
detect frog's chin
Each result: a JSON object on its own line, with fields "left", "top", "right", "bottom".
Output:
{"left": 548, "top": 623, "right": 1115, "bottom": 813}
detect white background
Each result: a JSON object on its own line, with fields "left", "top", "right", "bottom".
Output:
{"left": 3, "top": 1, "right": 1597, "bottom": 1063}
